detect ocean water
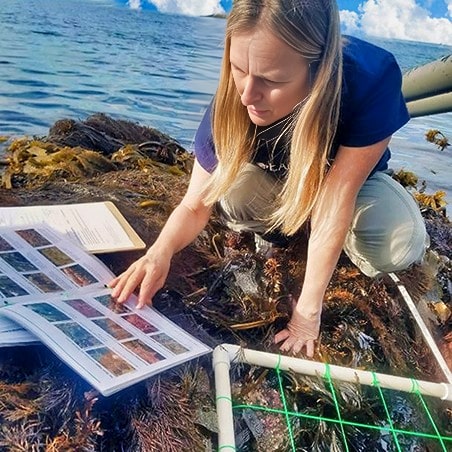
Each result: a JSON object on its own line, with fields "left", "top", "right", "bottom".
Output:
{"left": 0, "top": 0, "right": 451, "bottom": 199}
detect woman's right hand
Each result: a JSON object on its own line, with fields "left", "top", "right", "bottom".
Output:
{"left": 109, "top": 160, "right": 212, "bottom": 308}
{"left": 109, "top": 246, "right": 172, "bottom": 308}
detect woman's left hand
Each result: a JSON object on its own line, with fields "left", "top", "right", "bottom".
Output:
{"left": 274, "top": 308, "right": 321, "bottom": 357}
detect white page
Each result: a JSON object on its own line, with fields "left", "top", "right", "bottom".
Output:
{"left": 2, "top": 288, "right": 211, "bottom": 396}
{"left": 0, "top": 202, "right": 144, "bottom": 253}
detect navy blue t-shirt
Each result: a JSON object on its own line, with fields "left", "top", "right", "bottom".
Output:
{"left": 194, "top": 36, "right": 410, "bottom": 177}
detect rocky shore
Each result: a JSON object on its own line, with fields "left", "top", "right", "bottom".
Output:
{"left": 0, "top": 114, "right": 450, "bottom": 451}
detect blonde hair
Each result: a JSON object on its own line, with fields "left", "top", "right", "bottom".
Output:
{"left": 205, "top": 0, "right": 343, "bottom": 236}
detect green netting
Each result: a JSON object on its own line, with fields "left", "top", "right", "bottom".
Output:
{"left": 229, "top": 355, "right": 452, "bottom": 451}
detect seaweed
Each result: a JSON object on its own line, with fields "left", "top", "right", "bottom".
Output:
{"left": 0, "top": 114, "right": 450, "bottom": 451}
{"left": 425, "top": 129, "right": 450, "bottom": 151}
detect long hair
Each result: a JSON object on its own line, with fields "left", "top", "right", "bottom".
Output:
{"left": 204, "top": 0, "right": 343, "bottom": 236}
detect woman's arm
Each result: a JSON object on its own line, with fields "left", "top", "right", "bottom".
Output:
{"left": 110, "top": 159, "right": 213, "bottom": 307}
{"left": 275, "top": 137, "right": 391, "bottom": 356}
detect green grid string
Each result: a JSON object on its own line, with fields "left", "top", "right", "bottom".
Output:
{"left": 324, "top": 363, "right": 349, "bottom": 451}
{"left": 371, "top": 371, "right": 402, "bottom": 452}
{"left": 232, "top": 367, "right": 452, "bottom": 449}
{"left": 411, "top": 378, "right": 448, "bottom": 451}
{"left": 275, "top": 354, "right": 296, "bottom": 451}
{"left": 233, "top": 403, "right": 452, "bottom": 442}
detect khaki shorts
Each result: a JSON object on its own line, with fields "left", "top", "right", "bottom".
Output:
{"left": 218, "top": 164, "right": 428, "bottom": 277}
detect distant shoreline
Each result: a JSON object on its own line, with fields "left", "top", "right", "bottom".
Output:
{"left": 205, "top": 13, "right": 227, "bottom": 19}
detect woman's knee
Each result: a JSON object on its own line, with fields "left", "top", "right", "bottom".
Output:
{"left": 344, "top": 172, "right": 428, "bottom": 276}
{"left": 220, "top": 164, "right": 280, "bottom": 221}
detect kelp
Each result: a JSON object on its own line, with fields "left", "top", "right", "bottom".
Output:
{"left": 425, "top": 129, "right": 450, "bottom": 151}
{"left": 415, "top": 190, "right": 448, "bottom": 211}
{"left": 393, "top": 168, "right": 448, "bottom": 213}
{"left": 0, "top": 115, "right": 450, "bottom": 451}
{"left": 1, "top": 139, "right": 116, "bottom": 189}
{"left": 47, "top": 113, "right": 186, "bottom": 157}
{"left": 395, "top": 127, "right": 450, "bottom": 214}
{"left": 1, "top": 113, "right": 191, "bottom": 190}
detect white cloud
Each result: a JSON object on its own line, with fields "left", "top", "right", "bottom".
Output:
{"left": 147, "top": 0, "right": 225, "bottom": 16}
{"left": 340, "top": 0, "right": 452, "bottom": 45}
{"left": 340, "top": 10, "right": 361, "bottom": 34}
{"left": 128, "top": 0, "right": 142, "bottom": 10}
{"left": 446, "top": 0, "right": 452, "bottom": 17}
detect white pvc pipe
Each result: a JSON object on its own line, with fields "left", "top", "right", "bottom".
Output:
{"left": 215, "top": 344, "right": 452, "bottom": 401}
{"left": 402, "top": 55, "right": 452, "bottom": 102}
{"left": 213, "top": 346, "right": 236, "bottom": 450}
{"left": 388, "top": 273, "right": 452, "bottom": 384}
{"left": 406, "top": 91, "right": 452, "bottom": 117}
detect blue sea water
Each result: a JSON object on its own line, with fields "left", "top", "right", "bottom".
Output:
{"left": 0, "top": 0, "right": 451, "bottom": 198}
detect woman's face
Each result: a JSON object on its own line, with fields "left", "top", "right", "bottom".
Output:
{"left": 230, "top": 27, "right": 311, "bottom": 126}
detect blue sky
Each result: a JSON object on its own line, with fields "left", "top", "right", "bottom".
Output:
{"left": 120, "top": 1, "right": 452, "bottom": 45}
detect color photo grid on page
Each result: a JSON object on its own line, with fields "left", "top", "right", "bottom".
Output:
{"left": 0, "top": 229, "right": 100, "bottom": 299}
{"left": 21, "top": 293, "right": 189, "bottom": 377}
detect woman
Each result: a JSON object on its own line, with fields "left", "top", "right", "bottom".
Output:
{"left": 111, "top": 0, "right": 427, "bottom": 357}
